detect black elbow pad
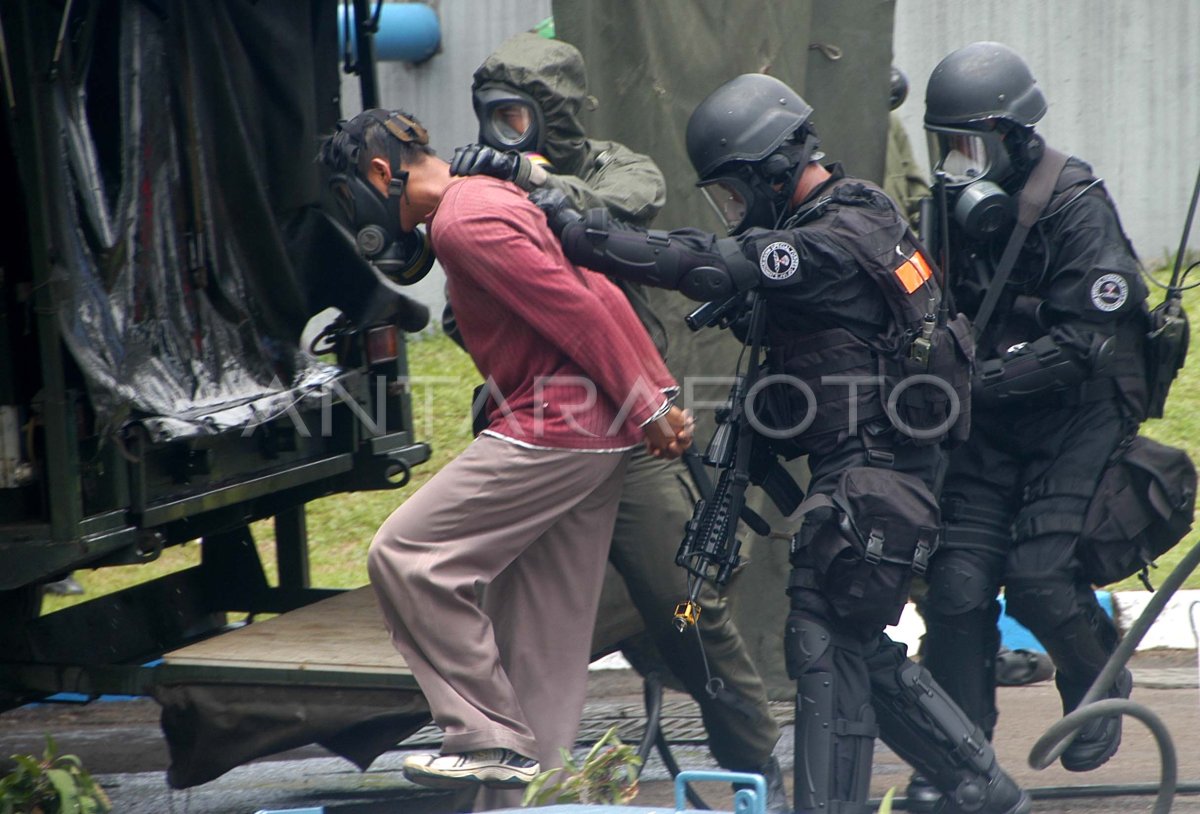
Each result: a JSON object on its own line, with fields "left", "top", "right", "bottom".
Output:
{"left": 973, "top": 334, "right": 1096, "bottom": 407}
{"left": 558, "top": 214, "right": 748, "bottom": 302}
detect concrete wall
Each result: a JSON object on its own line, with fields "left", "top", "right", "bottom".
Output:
{"left": 892, "top": 0, "right": 1200, "bottom": 261}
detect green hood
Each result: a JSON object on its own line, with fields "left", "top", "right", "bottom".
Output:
{"left": 472, "top": 32, "right": 592, "bottom": 176}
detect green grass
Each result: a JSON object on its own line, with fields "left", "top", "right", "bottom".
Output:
{"left": 42, "top": 256, "right": 1200, "bottom": 614}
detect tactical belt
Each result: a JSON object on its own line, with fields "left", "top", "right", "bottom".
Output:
{"left": 1015, "top": 513, "right": 1085, "bottom": 540}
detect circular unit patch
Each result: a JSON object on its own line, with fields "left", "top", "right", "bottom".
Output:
{"left": 760, "top": 242, "right": 800, "bottom": 280}
{"left": 1089, "top": 273, "right": 1129, "bottom": 312}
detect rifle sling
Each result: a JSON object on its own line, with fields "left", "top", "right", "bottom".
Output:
{"left": 971, "top": 147, "right": 1070, "bottom": 341}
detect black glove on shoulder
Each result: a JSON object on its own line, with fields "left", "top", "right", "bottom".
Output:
{"left": 449, "top": 143, "right": 528, "bottom": 186}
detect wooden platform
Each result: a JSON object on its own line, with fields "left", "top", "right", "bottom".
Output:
{"left": 159, "top": 586, "right": 417, "bottom": 689}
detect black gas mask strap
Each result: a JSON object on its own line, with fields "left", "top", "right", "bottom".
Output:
{"left": 769, "top": 133, "right": 822, "bottom": 228}
{"left": 327, "top": 109, "right": 435, "bottom": 287}
{"left": 971, "top": 146, "right": 1069, "bottom": 341}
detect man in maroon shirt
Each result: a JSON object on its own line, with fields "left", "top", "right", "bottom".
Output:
{"left": 318, "top": 108, "right": 692, "bottom": 798}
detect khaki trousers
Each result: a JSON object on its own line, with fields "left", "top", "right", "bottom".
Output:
{"left": 367, "top": 434, "right": 629, "bottom": 783}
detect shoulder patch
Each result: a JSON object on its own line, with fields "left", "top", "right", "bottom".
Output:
{"left": 760, "top": 241, "right": 800, "bottom": 280}
{"left": 1090, "top": 273, "right": 1129, "bottom": 312}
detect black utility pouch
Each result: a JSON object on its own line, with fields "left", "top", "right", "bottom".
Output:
{"left": 887, "top": 312, "right": 975, "bottom": 447}
{"left": 1144, "top": 300, "right": 1189, "bottom": 419}
{"left": 1078, "top": 435, "right": 1196, "bottom": 587}
{"left": 793, "top": 466, "right": 940, "bottom": 628}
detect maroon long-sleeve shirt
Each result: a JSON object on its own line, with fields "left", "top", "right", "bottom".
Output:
{"left": 429, "top": 176, "right": 677, "bottom": 451}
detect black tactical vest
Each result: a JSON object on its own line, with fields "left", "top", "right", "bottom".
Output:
{"left": 761, "top": 179, "right": 973, "bottom": 456}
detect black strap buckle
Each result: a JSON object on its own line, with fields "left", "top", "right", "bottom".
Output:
{"left": 866, "top": 448, "right": 895, "bottom": 467}
{"left": 912, "top": 536, "right": 932, "bottom": 575}
{"left": 864, "top": 528, "right": 885, "bottom": 565}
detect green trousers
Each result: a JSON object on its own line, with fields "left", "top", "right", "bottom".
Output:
{"left": 600, "top": 447, "right": 781, "bottom": 770}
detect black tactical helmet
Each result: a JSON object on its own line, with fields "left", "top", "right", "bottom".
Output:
{"left": 924, "top": 41, "right": 1046, "bottom": 129}
{"left": 686, "top": 73, "right": 814, "bottom": 179}
{"left": 686, "top": 74, "right": 820, "bottom": 233}
{"left": 889, "top": 66, "right": 909, "bottom": 111}
{"left": 924, "top": 42, "right": 1047, "bottom": 227}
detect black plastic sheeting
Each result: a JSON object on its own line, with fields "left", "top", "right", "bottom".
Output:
{"left": 154, "top": 682, "right": 433, "bottom": 789}
{"left": 26, "top": 0, "right": 423, "bottom": 441}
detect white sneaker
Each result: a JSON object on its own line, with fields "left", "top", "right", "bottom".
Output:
{"left": 402, "top": 748, "right": 540, "bottom": 789}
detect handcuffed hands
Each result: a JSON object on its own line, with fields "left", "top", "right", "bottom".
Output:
{"left": 643, "top": 405, "right": 695, "bottom": 460}
{"left": 528, "top": 187, "right": 583, "bottom": 236}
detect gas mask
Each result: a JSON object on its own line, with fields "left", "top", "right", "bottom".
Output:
{"left": 328, "top": 170, "right": 433, "bottom": 285}
{"left": 473, "top": 83, "right": 544, "bottom": 155}
{"left": 698, "top": 134, "right": 822, "bottom": 235}
{"left": 926, "top": 125, "right": 1018, "bottom": 240}
{"left": 326, "top": 111, "right": 436, "bottom": 285}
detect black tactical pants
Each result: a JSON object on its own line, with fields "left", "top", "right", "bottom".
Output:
{"left": 787, "top": 428, "right": 946, "bottom": 809}
{"left": 922, "top": 396, "right": 1133, "bottom": 738}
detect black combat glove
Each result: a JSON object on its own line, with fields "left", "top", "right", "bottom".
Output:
{"left": 529, "top": 187, "right": 583, "bottom": 236}
{"left": 450, "top": 143, "right": 536, "bottom": 189}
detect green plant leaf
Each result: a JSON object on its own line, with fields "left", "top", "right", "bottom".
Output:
{"left": 46, "top": 768, "right": 82, "bottom": 814}
{"left": 12, "top": 755, "right": 41, "bottom": 774}
{"left": 518, "top": 727, "right": 640, "bottom": 807}
{"left": 520, "top": 769, "right": 556, "bottom": 806}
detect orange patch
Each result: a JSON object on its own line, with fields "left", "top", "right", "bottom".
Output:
{"left": 894, "top": 250, "right": 934, "bottom": 294}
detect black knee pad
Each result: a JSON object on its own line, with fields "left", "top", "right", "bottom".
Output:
{"left": 1003, "top": 579, "right": 1082, "bottom": 632}
{"left": 784, "top": 610, "right": 834, "bottom": 680}
{"left": 923, "top": 548, "right": 1001, "bottom": 617}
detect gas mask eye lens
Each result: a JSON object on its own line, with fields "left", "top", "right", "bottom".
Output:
{"left": 474, "top": 85, "right": 542, "bottom": 154}
{"left": 489, "top": 102, "right": 536, "bottom": 146}
{"left": 929, "top": 130, "right": 991, "bottom": 186}
{"left": 699, "top": 179, "right": 749, "bottom": 233}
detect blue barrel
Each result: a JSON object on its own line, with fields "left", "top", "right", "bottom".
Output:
{"left": 337, "top": 3, "right": 441, "bottom": 63}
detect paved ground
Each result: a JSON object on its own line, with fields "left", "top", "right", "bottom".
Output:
{"left": 2, "top": 650, "right": 1199, "bottom": 813}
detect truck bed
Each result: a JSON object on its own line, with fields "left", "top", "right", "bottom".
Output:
{"left": 161, "top": 586, "right": 415, "bottom": 689}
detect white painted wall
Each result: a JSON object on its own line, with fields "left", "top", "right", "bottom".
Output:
{"left": 892, "top": 0, "right": 1200, "bottom": 261}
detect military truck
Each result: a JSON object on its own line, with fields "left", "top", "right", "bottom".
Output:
{"left": 0, "top": 0, "right": 431, "bottom": 710}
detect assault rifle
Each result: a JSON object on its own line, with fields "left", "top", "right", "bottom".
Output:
{"left": 673, "top": 292, "right": 771, "bottom": 631}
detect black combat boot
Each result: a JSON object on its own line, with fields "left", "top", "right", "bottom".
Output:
{"left": 931, "top": 763, "right": 1029, "bottom": 814}
{"left": 1059, "top": 667, "right": 1133, "bottom": 772}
